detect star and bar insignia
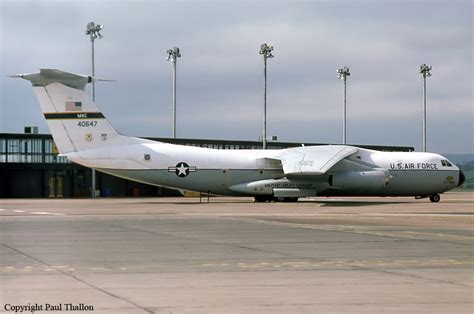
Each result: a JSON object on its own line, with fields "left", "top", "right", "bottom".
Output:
{"left": 168, "top": 162, "right": 197, "bottom": 177}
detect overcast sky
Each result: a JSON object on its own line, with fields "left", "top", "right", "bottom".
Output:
{"left": 1, "top": 0, "right": 472, "bottom": 153}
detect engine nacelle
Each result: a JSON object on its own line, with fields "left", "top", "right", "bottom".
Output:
{"left": 329, "top": 171, "right": 389, "bottom": 191}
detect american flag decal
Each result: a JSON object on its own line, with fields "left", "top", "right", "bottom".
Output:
{"left": 65, "top": 101, "right": 82, "bottom": 111}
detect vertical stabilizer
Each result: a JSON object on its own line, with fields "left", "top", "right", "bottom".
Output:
{"left": 15, "top": 69, "right": 143, "bottom": 153}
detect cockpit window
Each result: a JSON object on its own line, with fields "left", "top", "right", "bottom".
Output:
{"left": 441, "top": 159, "right": 453, "bottom": 167}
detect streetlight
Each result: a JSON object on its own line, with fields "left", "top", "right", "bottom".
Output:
{"left": 166, "top": 47, "right": 181, "bottom": 138}
{"left": 85, "top": 21, "right": 103, "bottom": 198}
{"left": 419, "top": 64, "right": 432, "bottom": 152}
{"left": 337, "top": 66, "right": 351, "bottom": 145}
{"left": 259, "top": 43, "right": 274, "bottom": 149}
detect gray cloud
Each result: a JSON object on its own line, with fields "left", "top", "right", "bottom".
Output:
{"left": 1, "top": 0, "right": 472, "bottom": 153}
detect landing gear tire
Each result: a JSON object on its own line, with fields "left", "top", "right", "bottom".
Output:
{"left": 274, "top": 197, "right": 299, "bottom": 203}
{"left": 254, "top": 195, "right": 272, "bottom": 203}
{"left": 429, "top": 194, "right": 441, "bottom": 203}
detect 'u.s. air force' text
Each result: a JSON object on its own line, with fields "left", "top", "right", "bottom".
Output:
{"left": 390, "top": 162, "right": 438, "bottom": 170}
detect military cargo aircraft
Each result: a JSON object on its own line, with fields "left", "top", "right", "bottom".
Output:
{"left": 14, "top": 69, "right": 465, "bottom": 202}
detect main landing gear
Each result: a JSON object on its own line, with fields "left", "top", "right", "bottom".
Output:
{"left": 254, "top": 196, "right": 299, "bottom": 203}
{"left": 416, "top": 194, "right": 441, "bottom": 202}
{"left": 429, "top": 194, "right": 441, "bottom": 203}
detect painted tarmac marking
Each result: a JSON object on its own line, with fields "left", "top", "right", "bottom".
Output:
{"left": 31, "top": 212, "right": 65, "bottom": 216}
{"left": 259, "top": 220, "right": 473, "bottom": 242}
{"left": 0, "top": 209, "right": 64, "bottom": 216}
{"left": 90, "top": 267, "right": 108, "bottom": 271}
{"left": 201, "top": 258, "right": 474, "bottom": 270}
{"left": 399, "top": 231, "right": 474, "bottom": 241}
{"left": 2, "top": 258, "right": 473, "bottom": 273}
{"left": 0, "top": 265, "right": 129, "bottom": 273}
{"left": 51, "top": 265, "right": 69, "bottom": 269}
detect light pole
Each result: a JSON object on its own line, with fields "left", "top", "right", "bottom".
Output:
{"left": 259, "top": 43, "right": 274, "bottom": 149}
{"left": 85, "top": 21, "right": 103, "bottom": 198}
{"left": 85, "top": 22, "right": 103, "bottom": 102}
{"left": 337, "top": 66, "right": 350, "bottom": 145}
{"left": 419, "top": 64, "right": 432, "bottom": 152}
{"left": 166, "top": 47, "right": 181, "bottom": 138}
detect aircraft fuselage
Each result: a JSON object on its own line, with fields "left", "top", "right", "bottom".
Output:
{"left": 68, "top": 142, "right": 462, "bottom": 198}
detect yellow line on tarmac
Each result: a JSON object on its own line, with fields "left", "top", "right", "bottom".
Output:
{"left": 259, "top": 220, "right": 473, "bottom": 242}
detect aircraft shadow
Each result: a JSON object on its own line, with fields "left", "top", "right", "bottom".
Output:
{"left": 128, "top": 199, "right": 409, "bottom": 207}
{"left": 307, "top": 201, "right": 405, "bottom": 207}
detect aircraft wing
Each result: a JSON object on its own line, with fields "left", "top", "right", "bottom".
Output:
{"left": 274, "top": 145, "right": 358, "bottom": 176}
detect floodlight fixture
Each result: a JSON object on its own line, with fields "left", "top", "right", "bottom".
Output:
{"left": 85, "top": 22, "right": 104, "bottom": 42}
{"left": 419, "top": 64, "right": 432, "bottom": 152}
{"left": 260, "top": 43, "right": 274, "bottom": 149}
{"left": 337, "top": 66, "right": 351, "bottom": 81}
{"left": 419, "top": 64, "right": 432, "bottom": 78}
{"left": 337, "top": 66, "right": 351, "bottom": 145}
{"left": 166, "top": 47, "right": 181, "bottom": 63}
{"left": 166, "top": 47, "right": 182, "bottom": 138}
{"left": 259, "top": 43, "right": 274, "bottom": 60}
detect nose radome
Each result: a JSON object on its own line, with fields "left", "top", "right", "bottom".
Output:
{"left": 458, "top": 170, "right": 466, "bottom": 187}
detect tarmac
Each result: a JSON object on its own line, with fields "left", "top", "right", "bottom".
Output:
{"left": 0, "top": 193, "right": 473, "bottom": 313}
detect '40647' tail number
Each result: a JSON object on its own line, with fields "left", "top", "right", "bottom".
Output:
{"left": 77, "top": 121, "right": 97, "bottom": 127}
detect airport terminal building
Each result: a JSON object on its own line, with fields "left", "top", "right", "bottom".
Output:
{"left": 0, "top": 132, "right": 413, "bottom": 198}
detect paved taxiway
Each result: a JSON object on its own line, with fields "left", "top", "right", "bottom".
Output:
{"left": 1, "top": 193, "right": 473, "bottom": 313}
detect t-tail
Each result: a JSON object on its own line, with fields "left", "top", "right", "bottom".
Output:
{"left": 14, "top": 69, "right": 145, "bottom": 154}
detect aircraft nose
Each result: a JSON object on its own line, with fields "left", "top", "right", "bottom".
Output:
{"left": 458, "top": 170, "right": 466, "bottom": 187}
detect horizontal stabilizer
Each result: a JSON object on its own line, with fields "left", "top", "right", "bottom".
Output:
{"left": 12, "top": 69, "right": 92, "bottom": 90}
{"left": 11, "top": 69, "right": 114, "bottom": 91}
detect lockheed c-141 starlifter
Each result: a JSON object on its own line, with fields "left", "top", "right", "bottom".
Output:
{"left": 13, "top": 69, "right": 465, "bottom": 202}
